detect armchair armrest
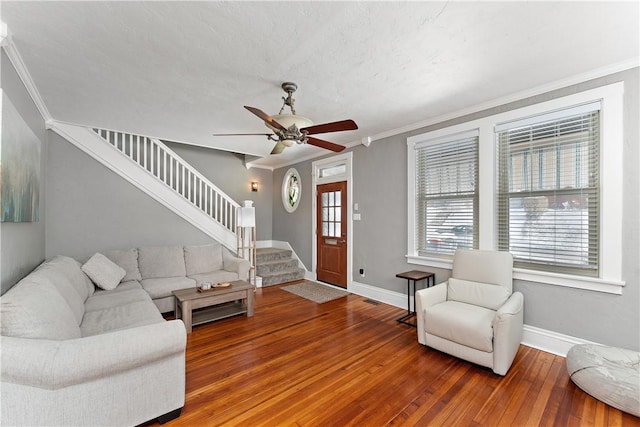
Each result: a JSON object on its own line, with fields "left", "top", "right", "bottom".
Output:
{"left": 415, "top": 282, "right": 448, "bottom": 345}
{"left": 1, "top": 320, "right": 186, "bottom": 390}
{"left": 222, "top": 249, "right": 250, "bottom": 280}
{"left": 493, "top": 291, "right": 524, "bottom": 375}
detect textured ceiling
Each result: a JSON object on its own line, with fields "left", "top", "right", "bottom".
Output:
{"left": 2, "top": 1, "right": 638, "bottom": 169}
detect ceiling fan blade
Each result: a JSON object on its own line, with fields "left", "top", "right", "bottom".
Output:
{"left": 270, "top": 141, "right": 286, "bottom": 155}
{"left": 307, "top": 136, "right": 346, "bottom": 153}
{"left": 244, "top": 106, "right": 288, "bottom": 132}
{"left": 302, "top": 119, "right": 358, "bottom": 135}
{"left": 213, "top": 133, "right": 273, "bottom": 136}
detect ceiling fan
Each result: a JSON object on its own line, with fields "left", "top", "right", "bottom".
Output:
{"left": 214, "top": 82, "right": 358, "bottom": 155}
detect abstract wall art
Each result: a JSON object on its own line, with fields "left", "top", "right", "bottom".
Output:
{"left": 1, "top": 92, "right": 40, "bottom": 222}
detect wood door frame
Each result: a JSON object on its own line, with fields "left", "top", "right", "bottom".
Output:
{"left": 311, "top": 152, "right": 353, "bottom": 290}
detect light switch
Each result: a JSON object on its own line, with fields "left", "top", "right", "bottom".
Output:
{"left": 354, "top": 203, "right": 359, "bottom": 211}
{"left": 353, "top": 213, "right": 361, "bottom": 221}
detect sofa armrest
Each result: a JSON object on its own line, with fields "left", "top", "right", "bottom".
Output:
{"left": 1, "top": 320, "right": 186, "bottom": 390}
{"left": 415, "top": 282, "right": 448, "bottom": 345}
{"left": 493, "top": 291, "right": 524, "bottom": 375}
{"left": 222, "top": 249, "right": 250, "bottom": 280}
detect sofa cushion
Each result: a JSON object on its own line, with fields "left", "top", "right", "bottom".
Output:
{"left": 92, "top": 280, "right": 142, "bottom": 294}
{"left": 34, "top": 256, "right": 94, "bottom": 301}
{"left": 141, "top": 277, "right": 196, "bottom": 299}
{"left": 189, "top": 271, "right": 240, "bottom": 286}
{"left": 447, "top": 277, "right": 510, "bottom": 311}
{"left": 82, "top": 253, "right": 126, "bottom": 290}
{"left": 425, "top": 300, "right": 495, "bottom": 352}
{"left": 80, "top": 300, "right": 164, "bottom": 337}
{"left": 26, "top": 258, "right": 87, "bottom": 325}
{"left": 105, "top": 248, "right": 142, "bottom": 282}
{"left": 85, "top": 288, "right": 151, "bottom": 312}
{"left": 184, "top": 243, "right": 224, "bottom": 276}
{"left": 138, "top": 246, "right": 186, "bottom": 279}
{"left": 0, "top": 280, "right": 81, "bottom": 340}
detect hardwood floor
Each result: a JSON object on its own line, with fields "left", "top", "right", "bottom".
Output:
{"left": 149, "top": 283, "right": 637, "bottom": 426}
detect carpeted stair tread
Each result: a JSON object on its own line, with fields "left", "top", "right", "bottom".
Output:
{"left": 256, "top": 258, "right": 299, "bottom": 275}
{"left": 257, "top": 247, "right": 305, "bottom": 287}
{"left": 256, "top": 248, "right": 293, "bottom": 262}
{"left": 260, "top": 266, "right": 305, "bottom": 278}
{"left": 260, "top": 267, "right": 306, "bottom": 287}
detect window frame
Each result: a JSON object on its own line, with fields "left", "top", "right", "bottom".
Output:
{"left": 411, "top": 129, "right": 480, "bottom": 260}
{"left": 407, "top": 82, "right": 625, "bottom": 294}
{"left": 496, "top": 103, "right": 601, "bottom": 276}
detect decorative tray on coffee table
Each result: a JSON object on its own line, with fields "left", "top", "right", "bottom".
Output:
{"left": 197, "top": 283, "right": 232, "bottom": 292}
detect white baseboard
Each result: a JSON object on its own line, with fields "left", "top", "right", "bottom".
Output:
{"left": 350, "top": 280, "right": 408, "bottom": 309}
{"left": 349, "top": 280, "right": 599, "bottom": 357}
{"left": 522, "top": 325, "right": 598, "bottom": 357}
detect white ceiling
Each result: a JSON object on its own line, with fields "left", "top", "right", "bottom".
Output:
{"left": 2, "top": 1, "right": 638, "bottom": 169}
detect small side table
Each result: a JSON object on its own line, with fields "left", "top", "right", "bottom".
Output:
{"left": 396, "top": 270, "right": 435, "bottom": 327}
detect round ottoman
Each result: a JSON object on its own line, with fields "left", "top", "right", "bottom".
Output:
{"left": 566, "top": 344, "right": 640, "bottom": 417}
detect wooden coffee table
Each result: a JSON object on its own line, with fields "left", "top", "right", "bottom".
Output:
{"left": 172, "top": 280, "right": 254, "bottom": 333}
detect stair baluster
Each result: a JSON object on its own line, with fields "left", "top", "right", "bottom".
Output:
{"left": 92, "top": 128, "right": 239, "bottom": 235}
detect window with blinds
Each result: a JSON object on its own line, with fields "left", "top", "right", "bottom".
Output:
{"left": 496, "top": 103, "right": 600, "bottom": 276}
{"left": 415, "top": 131, "right": 479, "bottom": 257}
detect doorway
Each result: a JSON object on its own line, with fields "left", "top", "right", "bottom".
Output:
{"left": 316, "top": 181, "right": 347, "bottom": 288}
{"left": 312, "top": 152, "right": 353, "bottom": 289}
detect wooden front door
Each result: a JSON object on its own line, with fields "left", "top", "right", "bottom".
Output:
{"left": 316, "top": 181, "right": 347, "bottom": 288}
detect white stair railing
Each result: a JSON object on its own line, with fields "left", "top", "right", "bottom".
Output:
{"left": 92, "top": 128, "right": 239, "bottom": 235}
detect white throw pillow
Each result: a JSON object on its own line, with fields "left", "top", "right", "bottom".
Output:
{"left": 82, "top": 253, "right": 126, "bottom": 290}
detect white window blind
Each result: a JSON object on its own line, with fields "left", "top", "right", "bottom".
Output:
{"left": 415, "top": 132, "right": 478, "bottom": 257}
{"left": 497, "top": 103, "right": 600, "bottom": 275}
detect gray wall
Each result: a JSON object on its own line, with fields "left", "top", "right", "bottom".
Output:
{"left": 45, "top": 133, "right": 266, "bottom": 261}
{"left": 165, "top": 142, "right": 273, "bottom": 241}
{"left": 1, "top": 50, "right": 47, "bottom": 294}
{"left": 272, "top": 162, "right": 314, "bottom": 270}
{"left": 272, "top": 68, "right": 640, "bottom": 350}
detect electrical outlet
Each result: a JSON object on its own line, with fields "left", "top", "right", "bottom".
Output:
{"left": 359, "top": 268, "right": 365, "bottom": 277}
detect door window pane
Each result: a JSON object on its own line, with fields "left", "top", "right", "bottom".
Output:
{"left": 321, "top": 190, "right": 342, "bottom": 237}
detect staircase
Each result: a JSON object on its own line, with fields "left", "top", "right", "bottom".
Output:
{"left": 50, "top": 122, "right": 240, "bottom": 251}
{"left": 257, "top": 248, "right": 306, "bottom": 287}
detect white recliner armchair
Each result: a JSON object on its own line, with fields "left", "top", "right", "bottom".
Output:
{"left": 415, "top": 249, "right": 523, "bottom": 375}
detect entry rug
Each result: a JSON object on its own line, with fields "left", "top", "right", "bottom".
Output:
{"left": 282, "top": 281, "right": 350, "bottom": 304}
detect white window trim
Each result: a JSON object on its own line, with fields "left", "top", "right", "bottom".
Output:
{"left": 407, "top": 82, "right": 625, "bottom": 294}
{"left": 408, "top": 126, "right": 482, "bottom": 260}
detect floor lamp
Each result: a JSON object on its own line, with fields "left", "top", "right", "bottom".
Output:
{"left": 237, "top": 201, "right": 256, "bottom": 286}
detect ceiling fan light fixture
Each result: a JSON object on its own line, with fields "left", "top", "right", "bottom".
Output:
{"left": 266, "top": 114, "right": 313, "bottom": 133}
{"left": 220, "top": 82, "right": 356, "bottom": 155}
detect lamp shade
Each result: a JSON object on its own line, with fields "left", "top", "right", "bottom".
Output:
{"left": 237, "top": 206, "right": 255, "bottom": 227}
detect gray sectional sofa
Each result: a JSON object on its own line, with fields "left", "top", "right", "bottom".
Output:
{"left": 109, "top": 243, "right": 250, "bottom": 313}
{"left": 0, "top": 243, "right": 250, "bottom": 426}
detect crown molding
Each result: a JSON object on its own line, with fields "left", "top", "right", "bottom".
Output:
{"left": 245, "top": 58, "right": 639, "bottom": 170}
{"left": 1, "top": 25, "right": 52, "bottom": 123}
{"left": 368, "top": 57, "right": 640, "bottom": 144}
